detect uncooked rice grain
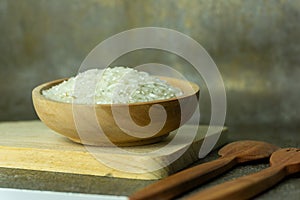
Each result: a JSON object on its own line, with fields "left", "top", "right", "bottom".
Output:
{"left": 42, "top": 66, "right": 183, "bottom": 104}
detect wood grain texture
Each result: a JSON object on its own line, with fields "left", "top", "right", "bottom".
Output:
{"left": 129, "top": 140, "right": 279, "bottom": 200}
{"left": 186, "top": 148, "right": 300, "bottom": 200}
{"left": 0, "top": 121, "right": 227, "bottom": 180}
{"left": 130, "top": 157, "right": 237, "bottom": 200}
{"left": 32, "top": 77, "right": 199, "bottom": 146}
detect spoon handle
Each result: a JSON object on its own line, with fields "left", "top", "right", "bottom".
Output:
{"left": 186, "top": 165, "right": 287, "bottom": 200}
{"left": 129, "top": 157, "right": 237, "bottom": 200}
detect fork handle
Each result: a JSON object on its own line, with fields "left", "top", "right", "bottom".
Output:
{"left": 186, "top": 165, "right": 287, "bottom": 200}
{"left": 129, "top": 156, "right": 237, "bottom": 200}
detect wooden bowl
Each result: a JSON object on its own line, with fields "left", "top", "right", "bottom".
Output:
{"left": 32, "top": 77, "right": 199, "bottom": 146}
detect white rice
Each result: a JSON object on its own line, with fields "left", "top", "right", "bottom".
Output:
{"left": 42, "top": 66, "right": 183, "bottom": 104}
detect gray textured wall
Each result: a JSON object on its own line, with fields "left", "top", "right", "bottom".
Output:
{"left": 0, "top": 0, "right": 299, "bottom": 127}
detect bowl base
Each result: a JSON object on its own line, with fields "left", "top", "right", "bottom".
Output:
{"left": 67, "top": 134, "right": 170, "bottom": 147}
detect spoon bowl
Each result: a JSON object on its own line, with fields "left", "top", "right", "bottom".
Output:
{"left": 219, "top": 140, "right": 280, "bottom": 163}
{"left": 270, "top": 148, "right": 300, "bottom": 174}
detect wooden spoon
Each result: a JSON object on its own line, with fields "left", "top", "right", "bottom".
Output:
{"left": 129, "top": 140, "right": 279, "bottom": 200}
{"left": 186, "top": 148, "right": 300, "bottom": 200}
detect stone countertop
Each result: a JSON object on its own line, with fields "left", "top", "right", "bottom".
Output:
{"left": 0, "top": 125, "right": 299, "bottom": 199}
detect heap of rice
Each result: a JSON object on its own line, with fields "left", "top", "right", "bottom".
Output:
{"left": 42, "top": 66, "right": 183, "bottom": 104}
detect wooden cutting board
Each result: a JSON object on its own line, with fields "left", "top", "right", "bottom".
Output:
{"left": 0, "top": 121, "right": 227, "bottom": 180}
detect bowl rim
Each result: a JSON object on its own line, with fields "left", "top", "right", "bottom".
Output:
{"left": 32, "top": 76, "right": 200, "bottom": 106}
